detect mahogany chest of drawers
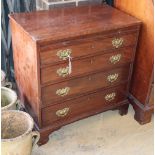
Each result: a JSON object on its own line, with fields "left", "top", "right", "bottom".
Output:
{"left": 9, "top": 5, "right": 141, "bottom": 144}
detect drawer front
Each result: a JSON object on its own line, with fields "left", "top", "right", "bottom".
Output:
{"left": 42, "top": 65, "right": 130, "bottom": 105}
{"left": 42, "top": 84, "right": 128, "bottom": 127}
{"left": 40, "top": 32, "right": 137, "bottom": 65}
{"left": 41, "top": 47, "right": 134, "bottom": 84}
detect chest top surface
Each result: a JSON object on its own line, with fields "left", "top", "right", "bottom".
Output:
{"left": 9, "top": 4, "right": 141, "bottom": 42}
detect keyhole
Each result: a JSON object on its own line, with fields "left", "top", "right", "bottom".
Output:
{"left": 89, "top": 76, "right": 92, "bottom": 81}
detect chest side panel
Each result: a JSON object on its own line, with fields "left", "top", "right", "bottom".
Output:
{"left": 10, "top": 19, "right": 41, "bottom": 126}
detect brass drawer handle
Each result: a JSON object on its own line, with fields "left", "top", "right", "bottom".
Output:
{"left": 56, "top": 87, "right": 70, "bottom": 97}
{"left": 57, "top": 49, "right": 72, "bottom": 60}
{"left": 112, "top": 38, "right": 124, "bottom": 48}
{"left": 107, "top": 73, "right": 119, "bottom": 83}
{"left": 57, "top": 67, "right": 69, "bottom": 77}
{"left": 105, "top": 92, "right": 116, "bottom": 101}
{"left": 56, "top": 108, "right": 70, "bottom": 117}
{"left": 109, "top": 54, "right": 122, "bottom": 64}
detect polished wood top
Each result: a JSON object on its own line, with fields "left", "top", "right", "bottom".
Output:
{"left": 9, "top": 5, "right": 141, "bottom": 42}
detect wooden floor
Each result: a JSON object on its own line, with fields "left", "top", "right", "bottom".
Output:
{"left": 32, "top": 105, "right": 153, "bottom": 155}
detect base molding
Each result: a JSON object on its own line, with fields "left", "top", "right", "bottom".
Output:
{"left": 128, "top": 94, "right": 154, "bottom": 125}
{"left": 34, "top": 101, "right": 129, "bottom": 145}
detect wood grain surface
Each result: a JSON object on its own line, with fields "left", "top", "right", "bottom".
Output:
{"left": 41, "top": 47, "right": 134, "bottom": 84}
{"left": 9, "top": 5, "right": 141, "bottom": 43}
{"left": 114, "top": 0, "right": 154, "bottom": 124}
{"left": 40, "top": 31, "right": 138, "bottom": 65}
{"left": 114, "top": 0, "right": 154, "bottom": 105}
{"left": 42, "top": 84, "right": 128, "bottom": 127}
{"left": 9, "top": 5, "right": 141, "bottom": 144}
{"left": 42, "top": 65, "right": 130, "bottom": 105}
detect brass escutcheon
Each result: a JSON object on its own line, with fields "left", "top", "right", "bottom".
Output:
{"left": 109, "top": 54, "right": 122, "bottom": 64}
{"left": 105, "top": 92, "right": 116, "bottom": 101}
{"left": 112, "top": 38, "right": 124, "bottom": 48}
{"left": 56, "top": 107, "right": 70, "bottom": 117}
{"left": 56, "top": 87, "right": 70, "bottom": 97}
{"left": 107, "top": 73, "right": 119, "bottom": 83}
{"left": 56, "top": 49, "right": 72, "bottom": 60}
{"left": 57, "top": 67, "right": 69, "bottom": 77}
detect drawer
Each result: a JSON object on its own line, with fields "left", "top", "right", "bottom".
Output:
{"left": 42, "top": 84, "right": 128, "bottom": 127}
{"left": 40, "top": 32, "right": 137, "bottom": 65}
{"left": 41, "top": 47, "right": 134, "bottom": 85}
{"left": 41, "top": 65, "right": 130, "bottom": 105}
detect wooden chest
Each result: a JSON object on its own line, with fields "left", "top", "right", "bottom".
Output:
{"left": 9, "top": 5, "right": 141, "bottom": 144}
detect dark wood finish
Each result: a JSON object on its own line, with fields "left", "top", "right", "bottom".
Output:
{"left": 114, "top": 0, "right": 154, "bottom": 124}
{"left": 41, "top": 47, "right": 134, "bottom": 84}
{"left": 40, "top": 32, "right": 137, "bottom": 66}
{"left": 118, "top": 104, "right": 129, "bottom": 116}
{"left": 9, "top": 5, "right": 141, "bottom": 145}
{"left": 129, "top": 95, "right": 154, "bottom": 124}
{"left": 42, "top": 84, "right": 128, "bottom": 127}
{"left": 9, "top": 5, "right": 141, "bottom": 43}
{"left": 148, "top": 84, "right": 154, "bottom": 106}
{"left": 42, "top": 65, "right": 130, "bottom": 105}
{"left": 38, "top": 100, "right": 129, "bottom": 145}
